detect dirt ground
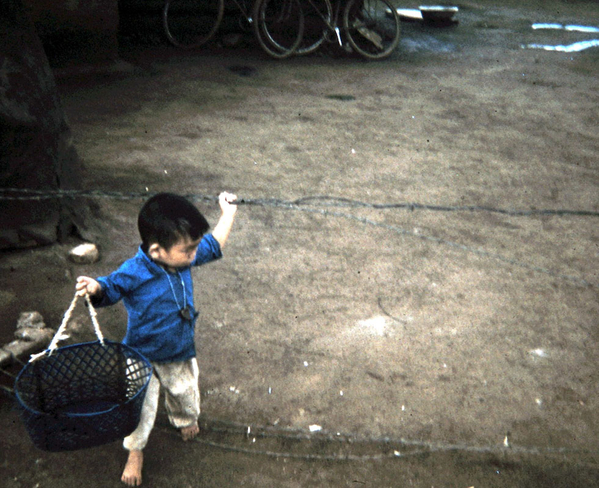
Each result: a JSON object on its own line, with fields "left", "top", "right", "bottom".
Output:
{"left": 1, "top": 0, "right": 599, "bottom": 486}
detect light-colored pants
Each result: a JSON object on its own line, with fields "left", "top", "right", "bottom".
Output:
{"left": 124, "top": 358, "right": 200, "bottom": 451}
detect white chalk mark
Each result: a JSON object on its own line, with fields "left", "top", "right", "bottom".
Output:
{"left": 523, "top": 40, "right": 599, "bottom": 52}
{"left": 532, "top": 23, "right": 599, "bottom": 33}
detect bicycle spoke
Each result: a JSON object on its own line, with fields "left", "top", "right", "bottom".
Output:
{"left": 163, "top": 0, "right": 224, "bottom": 48}
{"left": 295, "top": 0, "right": 333, "bottom": 55}
{"left": 253, "top": 0, "right": 305, "bottom": 58}
{"left": 344, "top": 0, "right": 400, "bottom": 59}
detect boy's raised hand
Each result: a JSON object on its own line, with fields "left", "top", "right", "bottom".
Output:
{"left": 76, "top": 276, "right": 101, "bottom": 297}
{"left": 219, "top": 191, "right": 238, "bottom": 216}
{"left": 213, "top": 191, "right": 238, "bottom": 249}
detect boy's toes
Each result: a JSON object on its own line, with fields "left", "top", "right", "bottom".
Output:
{"left": 121, "top": 450, "right": 143, "bottom": 486}
{"left": 121, "top": 473, "right": 142, "bottom": 487}
{"left": 181, "top": 423, "right": 199, "bottom": 441}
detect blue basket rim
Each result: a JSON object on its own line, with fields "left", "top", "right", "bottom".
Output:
{"left": 14, "top": 339, "right": 153, "bottom": 417}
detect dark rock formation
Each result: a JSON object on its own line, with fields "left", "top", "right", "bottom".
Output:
{"left": 0, "top": 0, "right": 97, "bottom": 249}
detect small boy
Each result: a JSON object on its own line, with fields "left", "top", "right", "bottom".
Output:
{"left": 76, "top": 191, "right": 238, "bottom": 486}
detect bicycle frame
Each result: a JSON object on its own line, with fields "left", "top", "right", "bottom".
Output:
{"left": 301, "top": 0, "right": 401, "bottom": 59}
{"left": 303, "top": 0, "right": 345, "bottom": 47}
{"left": 227, "top": 0, "right": 255, "bottom": 25}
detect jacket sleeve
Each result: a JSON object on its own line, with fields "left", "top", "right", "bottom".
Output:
{"left": 93, "top": 260, "right": 143, "bottom": 307}
{"left": 192, "top": 233, "right": 222, "bottom": 266}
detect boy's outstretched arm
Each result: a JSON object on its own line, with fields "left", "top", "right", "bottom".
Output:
{"left": 211, "top": 191, "right": 238, "bottom": 249}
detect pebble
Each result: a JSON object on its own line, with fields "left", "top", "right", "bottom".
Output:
{"left": 69, "top": 243, "right": 100, "bottom": 264}
{"left": 16, "top": 311, "right": 45, "bottom": 329}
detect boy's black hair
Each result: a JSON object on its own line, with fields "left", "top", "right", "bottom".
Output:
{"left": 138, "top": 193, "right": 210, "bottom": 251}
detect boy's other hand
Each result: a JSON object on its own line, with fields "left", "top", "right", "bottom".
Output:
{"left": 76, "top": 276, "right": 101, "bottom": 297}
{"left": 213, "top": 192, "right": 238, "bottom": 248}
{"left": 219, "top": 191, "right": 238, "bottom": 216}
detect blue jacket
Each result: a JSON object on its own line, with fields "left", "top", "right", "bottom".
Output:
{"left": 95, "top": 234, "right": 222, "bottom": 362}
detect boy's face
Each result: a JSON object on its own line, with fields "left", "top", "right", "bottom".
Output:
{"left": 149, "top": 235, "right": 202, "bottom": 270}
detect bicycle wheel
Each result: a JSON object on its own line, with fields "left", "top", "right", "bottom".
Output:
{"left": 343, "top": 0, "right": 400, "bottom": 59}
{"left": 295, "top": 0, "right": 333, "bottom": 55}
{"left": 163, "top": 0, "right": 224, "bottom": 49}
{"left": 253, "top": 0, "right": 305, "bottom": 59}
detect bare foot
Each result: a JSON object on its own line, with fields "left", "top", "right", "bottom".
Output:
{"left": 181, "top": 423, "right": 199, "bottom": 441}
{"left": 121, "top": 449, "right": 143, "bottom": 486}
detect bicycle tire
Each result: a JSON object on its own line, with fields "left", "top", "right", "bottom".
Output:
{"left": 343, "top": 0, "right": 400, "bottom": 59}
{"left": 253, "top": 0, "right": 305, "bottom": 59}
{"left": 295, "top": 0, "right": 333, "bottom": 55}
{"left": 163, "top": 0, "right": 225, "bottom": 49}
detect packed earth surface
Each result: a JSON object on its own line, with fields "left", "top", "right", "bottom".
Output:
{"left": 1, "top": 0, "right": 598, "bottom": 486}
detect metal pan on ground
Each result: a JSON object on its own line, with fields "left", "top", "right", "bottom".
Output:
{"left": 395, "top": 9, "right": 423, "bottom": 21}
{"left": 390, "top": 6, "right": 458, "bottom": 25}
{"left": 419, "top": 6, "right": 459, "bottom": 24}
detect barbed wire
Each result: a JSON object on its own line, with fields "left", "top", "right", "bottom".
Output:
{"left": 291, "top": 195, "right": 599, "bottom": 218}
{"left": 1, "top": 188, "right": 598, "bottom": 218}
{"left": 1, "top": 188, "right": 597, "bottom": 467}
{"left": 2, "top": 357, "right": 597, "bottom": 466}
{"left": 2, "top": 363, "right": 595, "bottom": 458}
{"left": 198, "top": 416, "right": 596, "bottom": 455}
{"left": 1, "top": 187, "right": 597, "bottom": 288}
{"left": 0, "top": 188, "right": 215, "bottom": 203}
{"left": 0, "top": 367, "right": 16, "bottom": 397}
{"left": 0, "top": 370, "right": 16, "bottom": 380}
{"left": 1, "top": 376, "right": 597, "bottom": 466}
{"left": 1, "top": 383, "right": 596, "bottom": 467}
{"left": 279, "top": 204, "right": 598, "bottom": 288}
{"left": 154, "top": 415, "right": 599, "bottom": 466}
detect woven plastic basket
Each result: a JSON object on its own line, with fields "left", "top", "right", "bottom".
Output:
{"left": 14, "top": 294, "right": 153, "bottom": 452}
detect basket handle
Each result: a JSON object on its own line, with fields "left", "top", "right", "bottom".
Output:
{"left": 29, "top": 292, "right": 105, "bottom": 362}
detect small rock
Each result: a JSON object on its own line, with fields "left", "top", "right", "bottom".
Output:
{"left": 16, "top": 311, "right": 45, "bottom": 329}
{"left": 69, "top": 243, "right": 100, "bottom": 264}
{"left": 14, "top": 327, "right": 54, "bottom": 342}
{"left": 529, "top": 348, "right": 549, "bottom": 358}
{"left": 0, "top": 349, "right": 12, "bottom": 365}
{"left": 0, "top": 328, "right": 55, "bottom": 367}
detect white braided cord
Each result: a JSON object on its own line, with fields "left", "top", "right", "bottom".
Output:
{"left": 29, "top": 292, "right": 105, "bottom": 362}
